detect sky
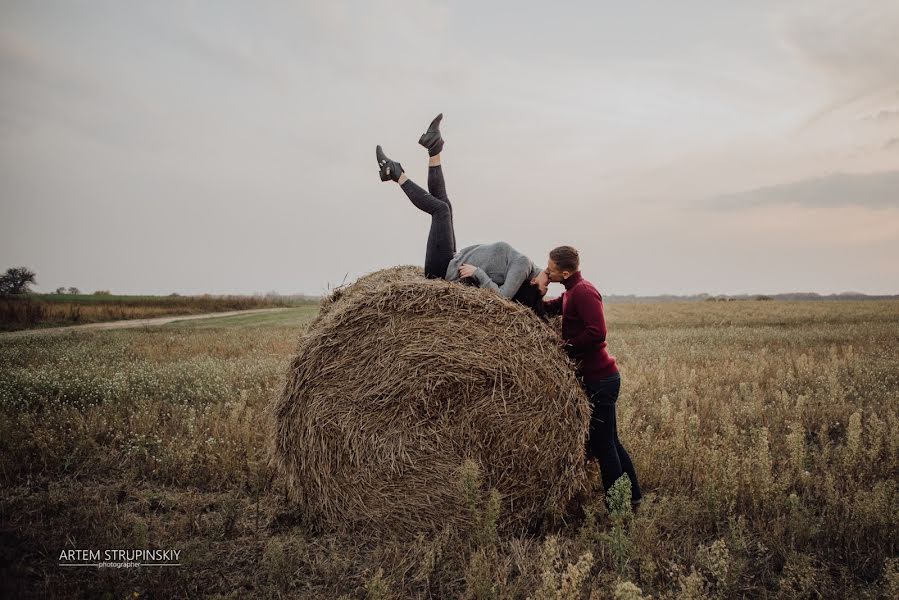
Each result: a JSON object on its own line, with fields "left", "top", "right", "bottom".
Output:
{"left": 1, "top": 0, "right": 897, "bottom": 296}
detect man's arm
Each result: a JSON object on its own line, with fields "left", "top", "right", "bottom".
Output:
{"left": 565, "top": 286, "right": 606, "bottom": 349}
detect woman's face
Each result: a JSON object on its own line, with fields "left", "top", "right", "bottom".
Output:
{"left": 532, "top": 270, "right": 549, "bottom": 296}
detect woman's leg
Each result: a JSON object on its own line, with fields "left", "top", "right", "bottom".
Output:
{"left": 427, "top": 154, "right": 456, "bottom": 253}
{"left": 420, "top": 114, "right": 455, "bottom": 253}
{"left": 427, "top": 155, "right": 448, "bottom": 202}
{"left": 398, "top": 177, "right": 455, "bottom": 279}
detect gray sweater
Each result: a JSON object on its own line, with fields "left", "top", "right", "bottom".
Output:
{"left": 445, "top": 241, "right": 543, "bottom": 299}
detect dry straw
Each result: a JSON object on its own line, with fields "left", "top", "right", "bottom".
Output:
{"left": 269, "top": 266, "right": 590, "bottom": 535}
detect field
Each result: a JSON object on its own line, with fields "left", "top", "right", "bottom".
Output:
{"left": 1, "top": 300, "right": 897, "bottom": 598}
{"left": 0, "top": 293, "right": 316, "bottom": 331}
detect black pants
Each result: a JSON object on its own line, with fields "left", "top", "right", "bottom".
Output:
{"left": 583, "top": 372, "right": 643, "bottom": 503}
{"left": 399, "top": 165, "right": 456, "bottom": 279}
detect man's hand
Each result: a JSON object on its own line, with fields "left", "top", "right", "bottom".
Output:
{"left": 459, "top": 264, "right": 478, "bottom": 279}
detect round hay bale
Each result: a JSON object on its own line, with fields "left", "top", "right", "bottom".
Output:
{"left": 313, "top": 265, "right": 423, "bottom": 327}
{"left": 270, "top": 266, "right": 590, "bottom": 535}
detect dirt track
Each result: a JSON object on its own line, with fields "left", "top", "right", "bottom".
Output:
{"left": 0, "top": 308, "right": 290, "bottom": 339}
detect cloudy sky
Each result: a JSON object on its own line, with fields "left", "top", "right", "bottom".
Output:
{"left": 1, "top": 0, "right": 897, "bottom": 296}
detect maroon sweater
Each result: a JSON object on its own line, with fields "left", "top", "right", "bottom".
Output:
{"left": 544, "top": 271, "right": 619, "bottom": 382}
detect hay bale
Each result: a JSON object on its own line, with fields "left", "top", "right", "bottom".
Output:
{"left": 313, "top": 265, "right": 423, "bottom": 327}
{"left": 270, "top": 266, "right": 590, "bottom": 535}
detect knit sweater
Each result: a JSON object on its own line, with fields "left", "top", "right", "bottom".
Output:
{"left": 445, "top": 241, "right": 543, "bottom": 299}
{"left": 544, "top": 271, "right": 619, "bottom": 382}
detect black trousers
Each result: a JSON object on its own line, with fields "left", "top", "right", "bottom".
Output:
{"left": 399, "top": 165, "right": 456, "bottom": 279}
{"left": 583, "top": 372, "right": 643, "bottom": 503}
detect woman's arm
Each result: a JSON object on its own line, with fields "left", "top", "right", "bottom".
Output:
{"left": 463, "top": 255, "right": 533, "bottom": 299}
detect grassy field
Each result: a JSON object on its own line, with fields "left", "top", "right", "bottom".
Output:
{"left": 0, "top": 293, "right": 318, "bottom": 332}
{"left": 0, "top": 301, "right": 897, "bottom": 598}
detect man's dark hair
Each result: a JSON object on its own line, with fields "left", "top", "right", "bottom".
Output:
{"left": 549, "top": 246, "right": 580, "bottom": 272}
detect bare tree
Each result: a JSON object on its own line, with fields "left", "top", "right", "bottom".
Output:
{"left": 0, "top": 267, "right": 37, "bottom": 295}
{"left": 67, "top": 286, "right": 80, "bottom": 295}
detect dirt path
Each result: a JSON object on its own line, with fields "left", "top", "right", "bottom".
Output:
{"left": 0, "top": 308, "right": 291, "bottom": 339}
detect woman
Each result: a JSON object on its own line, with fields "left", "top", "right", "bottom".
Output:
{"left": 375, "top": 113, "right": 548, "bottom": 317}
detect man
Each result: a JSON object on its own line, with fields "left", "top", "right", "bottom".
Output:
{"left": 535, "top": 245, "right": 642, "bottom": 508}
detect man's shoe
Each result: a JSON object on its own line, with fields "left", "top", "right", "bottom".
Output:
{"left": 376, "top": 145, "right": 403, "bottom": 182}
{"left": 418, "top": 113, "right": 444, "bottom": 156}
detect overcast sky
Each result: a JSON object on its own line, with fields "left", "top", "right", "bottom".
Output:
{"left": 1, "top": 0, "right": 897, "bottom": 296}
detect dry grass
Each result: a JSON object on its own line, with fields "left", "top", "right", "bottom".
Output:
{"left": 0, "top": 297, "right": 897, "bottom": 598}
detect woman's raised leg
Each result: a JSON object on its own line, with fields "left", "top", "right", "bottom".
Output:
{"left": 426, "top": 154, "right": 455, "bottom": 254}
{"left": 427, "top": 155, "right": 449, "bottom": 202}
{"left": 420, "top": 114, "right": 456, "bottom": 253}
{"left": 398, "top": 177, "right": 455, "bottom": 279}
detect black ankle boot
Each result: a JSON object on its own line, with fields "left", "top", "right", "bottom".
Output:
{"left": 375, "top": 145, "right": 403, "bottom": 182}
{"left": 418, "top": 113, "right": 444, "bottom": 156}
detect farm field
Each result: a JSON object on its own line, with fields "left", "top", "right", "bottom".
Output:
{"left": 0, "top": 300, "right": 897, "bottom": 598}
{"left": 0, "top": 293, "right": 317, "bottom": 332}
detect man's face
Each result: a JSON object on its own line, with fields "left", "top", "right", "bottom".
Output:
{"left": 545, "top": 258, "right": 568, "bottom": 283}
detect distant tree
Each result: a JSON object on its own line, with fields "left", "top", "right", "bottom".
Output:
{"left": 93, "top": 290, "right": 111, "bottom": 296}
{"left": 55, "top": 286, "right": 67, "bottom": 294}
{"left": 67, "top": 287, "right": 80, "bottom": 295}
{"left": 0, "top": 267, "right": 37, "bottom": 295}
